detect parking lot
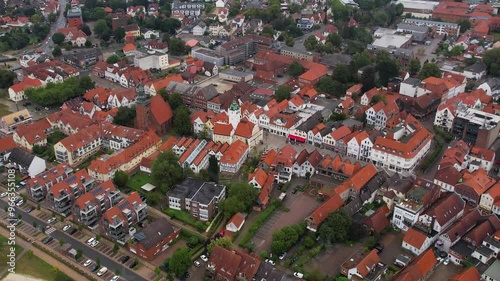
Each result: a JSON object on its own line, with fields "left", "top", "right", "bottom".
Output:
{"left": 197, "top": 74, "right": 234, "bottom": 94}
{"left": 251, "top": 180, "right": 321, "bottom": 253}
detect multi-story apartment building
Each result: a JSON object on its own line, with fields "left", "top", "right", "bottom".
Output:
{"left": 26, "top": 162, "right": 74, "bottom": 202}
{"left": 167, "top": 178, "right": 226, "bottom": 221}
{"left": 101, "top": 192, "right": 147, "bottom": 242}
{"left": 54, "top": 124, "right": 103, "bottom": 166}
{"left": 371, "top": 127, "right": 433, "bottom": 173}
{"left": 47, "top": 169, "right": 95, "bottom": 215}
{"left": 73, "top": 180, "right": 122, "bottom": 229}
{"left": 133, "top": 48, "right": 169, "bottom": 70}
{"left": 452, "top": 108, "right": 500, "bottom": 149}
{"left": 219, "top": 140, "right": 249, "bottom": 174}
{"left": 403, "top": 19, "right": 460, "bottom": 37}
{"left": 392, "top": 179, "right": 440, "bottom": 231}
{"left": 128, "top": 218, "right": 180, "bottom": 261}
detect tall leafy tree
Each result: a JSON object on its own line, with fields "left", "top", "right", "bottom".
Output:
{"left": 287, "top": 61, "right": 304, "bottom": 78}
{"left": 93, "top": 19, "right": 110, "bottom": 39}
{"left": 113, "top": 27, "right": 126, "bottom": 42}
{"left": 167, "top": 93, "right": 183, "bottom": 111}
{"left": 173, "top": 106, "right": 192, "bottom": 136}
{"left": 208, "top": 155, "right": 219, "bottom": 183}
{"left": 418, "top": 63, "right": 442, "bottom": 80}
{"left": 407, "top": 58, "right": 421, "bottom": 76}
{"left": 0, "top": 70, "right": 17, "bottom": 88}
{"left": 220, "top": 181, "right": 258, "bottom": 218}
{"left": 482, "top": 48, "right": 500, "bottom": 76}
{"left": 113, "top": 106, "right": 136, "bottom": 127}
{"left": 361, "top": 66, "right": 377, "bottom": 92}
{"left": 169, "top": 247, "right": 191, "bottom": 277}
{"left": 52, "top": 32, "right": 65, "bottom": 45}
{"left": 151, "top": 151, "right": 183, "bottom": 193}
{"left": 275, "top": 85, "right": 291, "bottom": 102}
{"left": 318, "top": 210, "right": 352, "bottom": 245}
{"left": 112, "top": 170, "right": 129, "bottom": 189}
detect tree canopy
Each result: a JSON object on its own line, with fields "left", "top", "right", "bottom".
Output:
{"left": 220, "top": 181, "right": 258, "bottom": 218}
{"left": 52, "top": 32, "right": 65, "bottom": 45}
{"left": 271, "top": 223, "right": 306, "bottom": 255}
{"left": 113, "top": 106, "right": 136, "bottom": 127}
{"left": 112, "top": 170, "right": 129, "bottom": 189}
{"left": 275, "top": 85, "right": 291, "bottom": 102}
{"left": 24, "top": 77, "right": 95, "bottom": 106}
{"left": 151, "top": 151, "right": 183, "bottom": 193}
{"left": 0, "top": 70, "right": 17, "bottom": 89}
{"left": 287, "top": 61, "right": 305, "bottom": 77}
{"left": 408, "top": 58, "right": 421, "bottom": 76}
{"left": 208, "top": 155, "right": 219, "bottom": 183}
{"left": 207, "top": 237, "right": 232, "bottom": 253}
{"left": 483, "top": 48, "right": 500, "bottom": 77}
{"left": 169, "top": 247, "right": 191, "bottom": 277}
{"left": 317, "top": 210, "right": 352, "bottom": 246}
{"left": 173, "top": 105, "right": 192, "bottom": 136}
{"left": 418, "top": 63, "right": 442, "bottom": 80}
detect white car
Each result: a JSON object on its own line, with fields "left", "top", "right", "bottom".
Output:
{"left": 91, "top": 240, "right": 99, "bottom": 247}
{"left": 194, "top": 260, "right": 201, "bottom": 267}
{"left": 110, "top": 276, "right": 120, "bottom": 281}
{"left": 86, "top": 237, "right": 95, "bottom": 245}
{"left": 0, "top": 192, "right": 7, "bottom": 198}
{"left": 279, "top": 252, "right": 287, "bottom": 260}
{"left": 200, "top": 255, "right": 208, "bottom": 262}
{"left": 47, "top": 217, "right": 56, "bottom": 224}
{"left": 83, "top": 259, "right": 92, "bottom": 267}
{"left": 443, "top": 258, "right": 450, "bottom": 265}
{"left": 294, "top": 272, "right": 304, "bottom": 278}
{"left": 63, "top": 225, "right": 72, "bottom": 232}
{"left": 16, "top": 200, "right": 24, "bottom": 206}
{"left": 97, "top": 267, "right": 107, "bottom": 276}
{"left": 265, "top": 259, "right": 275, "bottom": 266}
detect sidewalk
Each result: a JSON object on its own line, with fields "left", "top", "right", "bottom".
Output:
{"left": 0, "top": 227, "right": 91, "bottom": 281}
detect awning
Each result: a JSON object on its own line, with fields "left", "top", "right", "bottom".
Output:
{"left": 288, "top": 135, "right": 306, "bottom": 143}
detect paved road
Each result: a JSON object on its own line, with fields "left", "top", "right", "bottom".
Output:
{"left": 0, "top": 199, "right": 146, "bottom": 281}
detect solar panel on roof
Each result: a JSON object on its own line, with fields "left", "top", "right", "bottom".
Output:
{"left": 134, "top": 232, "right": 146, "bottom": 241}
{"left": 91, "top": 186, "right": 103, "bottom": 196}
{"left": 65, "top": 175, "right": 77, "bottom": 183}
{"left": 118, "top": 200, "right": 130, "bottom": 210}
{"left": 185, "top": 139, "right": 207, "bottom": 165}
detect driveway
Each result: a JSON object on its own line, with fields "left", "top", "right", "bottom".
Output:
{"left": 378, "top": 231, "right": 411, "bottom": 265}
{"left": 307, "top": 242, "right": 364, "bottom": 277}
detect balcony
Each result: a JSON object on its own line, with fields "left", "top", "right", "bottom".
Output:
{"left": 55, "top": 201, "right": 72, "bottom": 214}
{"left": 31, "top": 186, "right": 45, "bottom": 202}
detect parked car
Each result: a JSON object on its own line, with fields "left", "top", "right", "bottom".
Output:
{"left": 90, "top": 240, "right": 99, "bottom": 247}
{"left": 42, "top": 236, "right": 53, "bottom": 244}
{"left": 200, "top": 255, "right": 208, "bottom": 262}
{"left": 25, "top": 206, "right": 34, "bottom": 213}
{"left": 0, "top": 192, "right": 7, "bottom": 198}
{"left": 89, "top": 264, "right": 99, "bottom": 272}
{"left": 110, "top": 276, "right": 120, "bottom": 281}
{"left": 86, "top": 237, "right": 95, "bottom": 245}
{"left": 290, "top": 256, "right": 298, "bottom": 264}
{"left": 120, "top": 256, "right": 130, "bottom": 264}
{"left": 83, "top": 259, "right": 92, "bottom": 267}
{"left": 374, "top": 243, "right": 384, "bottom": 253}
{"left": 16, "top": 200, "right": 24, "bottom": 206}
{"left": 69, "top": 228, "right": 78, "bottom": 235}
{"left": 194, "top": 260, "right": 201, "bottom": 267}
{"left": 291, "top": 188, "right": 298, "bottom": 194}
{"left": 443, "top": 258, "right": 450, "bottom": 265}
{"left": 63, "top": 225, "right": 72, "bottom": 232}
{"left": 47, "top": 217, "right": 56, "bottom": 224}
{"left": 129, "top": 260, "right": 138, "bottom": 268}
{"left": 279, "top": 252, "right": 287, "bottom": 260}
{"left": 265, "top": 259, "right": 275, "bottom": 266}
{"left": 97, "top": 267, "right": 107, "bottom": 276}
{"left": 294, "top": 272, "right": 304, "bottom": 278}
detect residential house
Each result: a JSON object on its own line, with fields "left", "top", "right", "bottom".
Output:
{"left": 8, "top": 77, "right": 43, "bottom": 102}
{"left": 100, "top": 192, "right": 147, "bottom": 241}
{"left": 26, "top": 162, "right": 73, "bottom": 202}
{"left": 47, "top": 169, "right": 95, "bottom": 214}
{"left": 220, "top": 140, "right": 249, "bottom": 174}
{"left": 454, "top": 169, "right": 496, "bottom": 207}
{"left": 5, "top": 147, "right": 46, "bottom": 178}
{"left": 392, "top": 249, "right": 436, "bottom": 281}
{"left": 206, "top": 246, "right": 261, "bottom": 281}
{"left": 128, "top": 218, "right": 180, "bottom": 261}
{"left": 340, "top": 250, "right": 386, "bottom": 281}
{"left": 226, "top": 213, "right": 246, "bottom": 234}
{"left": 166, "top": 178, "right": 226, "bottom": 221}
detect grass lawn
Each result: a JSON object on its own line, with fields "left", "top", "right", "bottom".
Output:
{"left": 15, "top": 251, "right": 74, "bottom": 281}
{"left": 127, "top": 172, "right": 151, "bottom": 190}
{"left": 0, "top": 103, "right": 11, "bottom": 117}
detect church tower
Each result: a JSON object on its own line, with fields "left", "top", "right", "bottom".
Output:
{"left": 228, "top": 100, "right": 241, "bottom": 130}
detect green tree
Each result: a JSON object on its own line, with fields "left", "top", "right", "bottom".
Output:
{"left": 113, "top": 27, "right": 126, "bottom": 42}
{"left": 59, "top": 238, "right": 64, "bottom": 246}
{"left": 316, "top": 77, "right": 345, "bottom": 98}
{"left": 113, "top": 106, "right": 136, "bottom": 127}
{"left": 304, "top": 35, "right": 318, "bottom": 51}
{"left": 169, "top": 247, "right": 191, "bottom": 277}
{"left": 167, "top": 93, "right": 183, "bottom": 111}
{"left": 327, "top": 33, "right": 342, "bottom": 48}
{"left": 408, "top": 58, "right": 421, "bottom": 76}
{"left": 287, "top": 61, "right": 304, "bottom": 78}
{"left": 173, "top": 106, "right": 192, "bottom": 136}
{"left": 112, "top": 170, "right": 129, "bottom": 189}
{"left": 332, "top": 64, "right": 351, "bottom": 84}
{"left": 113, "top": 243, "right": 119, "bottom": 253}
{"left": 418, "top": 63, "right": 441, "bottom": 80}
{"left": 376, "top": 59, "right": 398, "bottom": 86}
{"left": 151, "top": 151, "right": 183, "bottom": 193}
{"left": 208, "top": 155, "right": 219, "bottom": 183}
{"left": 205, "top": 3, "right": 215, "bottom": 13}
{"left": 106, "top": 54, "right": 119, "bottom": 64}
{"left": 207, "top": 237, "right": 232, "bottom": 253}
{"left": 93, "top": 19, "right": 110, "bottom": 39}
{"left": 51, "top": 32, "right": 65, "bottom": 45}
{"left": 317, "top": 209, "right": 352, "bottom": 245}
{"left": 483, "top": 48, "right": 500, "bottom": 76}
{"left": 361, "top": 66, "right": 377, "bottom": 92}
{"left": 353, "top": 50, "right": 372, "bottom": 70}
{"left": 275, "top": 85, "right": 291, "bottom": 102}
{"left": 80, "top": 24, "right": 92, "bottom": 36}
{"left": 229, "top": 0, "right": 241, "bottom": 17}
{"left": 271, "top": 223, "right": 305, "bottom": 255}
{"left": 220, "top": 181, "right": 258, "bottom": 218}
{"left": 457, "top": 19, "right": 471, "bottom": 33}
{"left": 0, "top": 70, "right": 17, "bottom": 88}
{"left": 96, "top": 257, "right": 101, "bottom": 266}
{"left": 168, "top": 37, "right": 187, "bottom": 55}
{"left": 371, "top": 94, "right": 386, "bottom": 105}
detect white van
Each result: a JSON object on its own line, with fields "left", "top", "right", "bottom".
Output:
{"left": 97, "top": 267, "right": 108, "bottom": 276}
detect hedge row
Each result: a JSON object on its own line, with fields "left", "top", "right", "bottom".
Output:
{"left": 239, "top": 199, "right": 282, "bottom": 248}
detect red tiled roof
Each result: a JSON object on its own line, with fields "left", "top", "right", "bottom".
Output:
{"left": 394, "top": 249, "right": 436, "bottom": 281}
{"left": 403, "top": 228, "right": 428, "bottom": 249}
{"left": 226, "top": 212, "right": 245, "bottom": 231}
{"left": 309, "top": 192, "right": 343, "bottom": 226}
{"left": 0, "top": 135, "right": 16, "bottom": 153}
{"left": 220, "top": 140, "right": 248, "bottom": 165}
{"left": 149, "top": 95, "right": 173, "bottom": 125}
{"left": 234, "top": 119, "right": 256, "bottom": 139}
{"left": 449, "top": 267, "right": 480, "bottom": 281}
{"left": 9, "top": 77, "right": 42, "bottom": 93}
{"left": 214, "top": 122, "right": 233, "bottom": 136}
{"left": 356, "top": 250, "right": 381, "bottom": 277}
{"left": 364, "top": 205, "right": 390, "bottom": 233}
{"left": 248, "top": 168, "right": 268, "bottom": 187}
